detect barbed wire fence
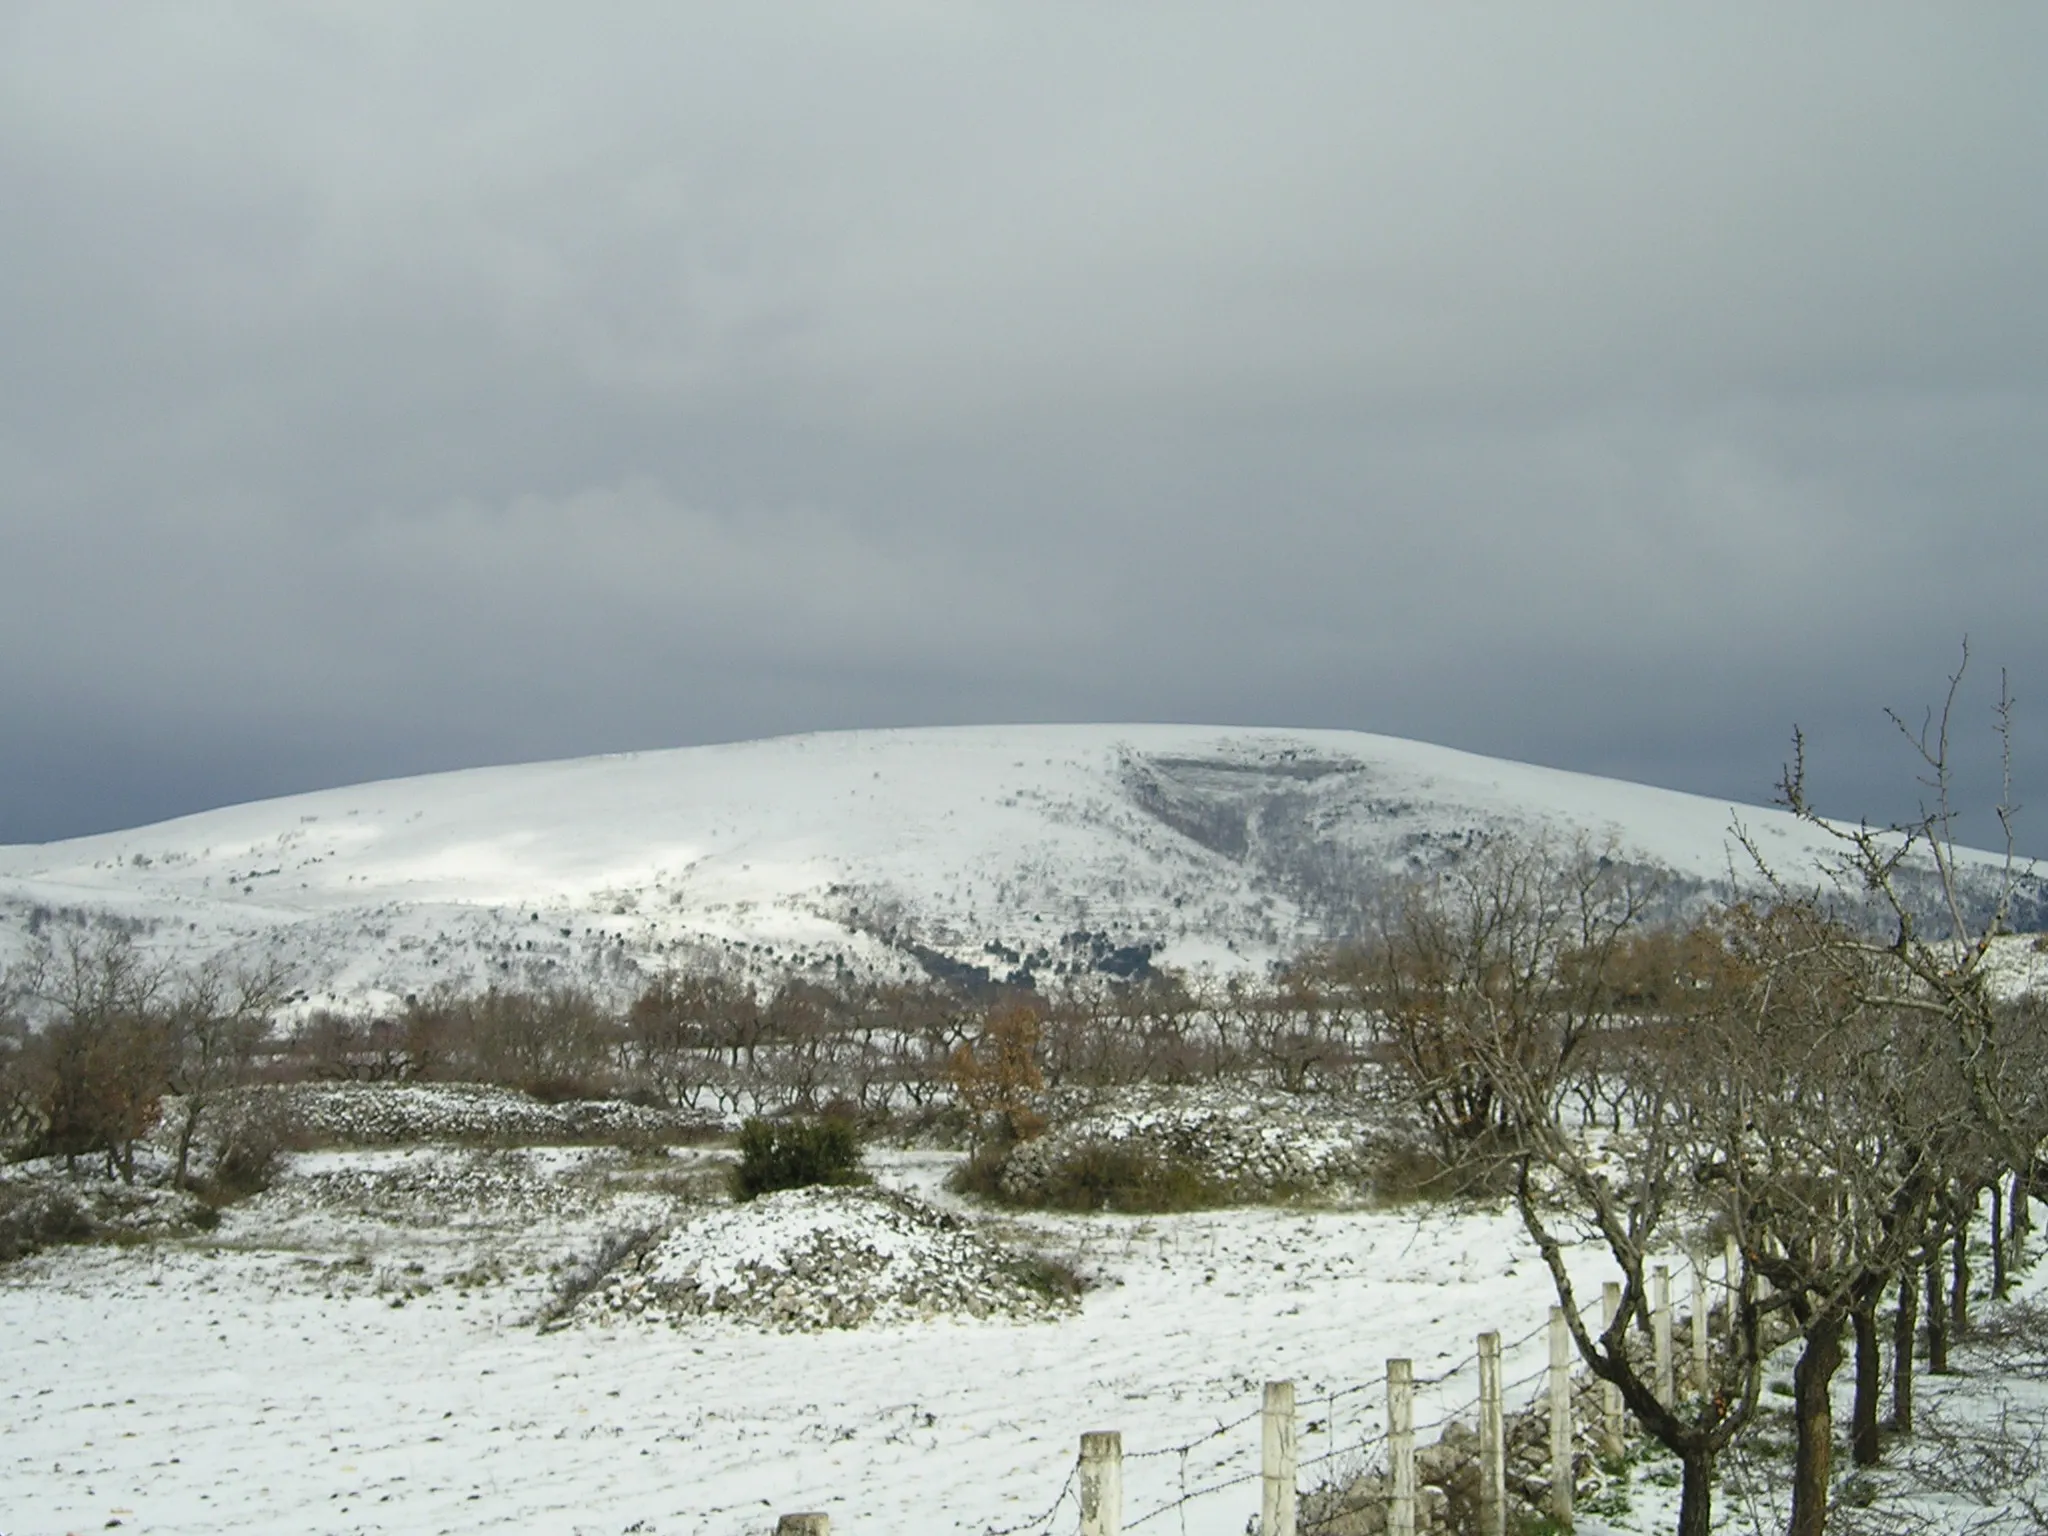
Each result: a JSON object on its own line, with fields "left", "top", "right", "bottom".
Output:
{"left": 772, "top": 1249, "right": 1749, "bottom": 1536}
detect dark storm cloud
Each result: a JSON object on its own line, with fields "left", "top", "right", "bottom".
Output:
{"left": 3, "top": 4, "right": 2045, "bottom": 847}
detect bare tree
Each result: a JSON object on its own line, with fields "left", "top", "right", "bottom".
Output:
{"left": 1770, "top": 656, "right": 2047, "bottom": 1444}
{"left": 17, "top": 931, "right": 173, "bottom": 1181}
{"left": 1775, "top": 648, "right": 2048, "bottom": 1205}
{"left": 1365, "top": 834, "right": 1652, "bottom": 1153}
{"left": 162, "top": 957, "right": 290, "bottom": 1187}
{"left": 1688, "top": 901, "right": 1973, "bottom": 1536}
{"left": 1372, "top": 835, "right": 1987, "bottom": 1536}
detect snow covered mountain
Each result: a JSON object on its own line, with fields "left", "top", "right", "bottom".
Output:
{"left": 0, "top": 725, "right": 2037, "bottom": 1009}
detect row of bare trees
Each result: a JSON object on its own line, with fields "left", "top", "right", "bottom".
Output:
{"left": 1, "top": 932, "right": 1388, "bottom": 1169}
{"left": 276, "top": 962, "right": 1385, "bottom": 1113}
{"left": 1348, "top": 659, "right": 2046, "bottom": 1536}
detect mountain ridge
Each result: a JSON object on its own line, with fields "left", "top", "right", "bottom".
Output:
{"left": 1, "top": 723, "right": 2037, "bottom": 1008}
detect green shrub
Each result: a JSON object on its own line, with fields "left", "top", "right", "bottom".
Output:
{"left": 730, "top": 1116, "right": 867, "bottom": 1201}
{"left": 1365, "top": 1137, "right": 1514, "bottom": 1204}
{"left": 1035, "top": 1142, "right": 1231, "bottom": 1212}
{"left": 951, "top": 1140, "right": 1235, "bottom": 1213}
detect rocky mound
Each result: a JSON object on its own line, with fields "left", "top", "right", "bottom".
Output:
{"left": 998, "top": 1085, "right": 1401, "bottom": 1204}
{"left": 242, "top": 1082, "right": 714, "bottom": 1147}
{"left": 580, "top": 1185, "right": 1073, "bottom": 1331}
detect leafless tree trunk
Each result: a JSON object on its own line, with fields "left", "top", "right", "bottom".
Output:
{"left": 1891, "top": 1266, "right": 1917, "bottom": 1432}
{"left": 1789, "top": 1311, "right": 1845, "bottom": 1536}
{"left": 1851, "top": 1274, "right": 1884, "bottom": 1466}
{"left": 1992, "top": 1178, "right": 2010, "bottom": 1300}
{"left": 1926, "top": 1242, "right": 1952, "bottom": 1374}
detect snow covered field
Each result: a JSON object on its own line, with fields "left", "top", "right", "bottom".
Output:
{"left": 3, "top": 1145, "right": 1600, "bottom": 1536}
{"left": 7, "top": 1137, "right": 2048, "bottom": 1536}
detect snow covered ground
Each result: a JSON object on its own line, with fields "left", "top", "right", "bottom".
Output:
{"left": 2, "top": 1144, "right": 1605, "bottom": 1536}
{"left": 6, "top": 1139, "right": 2047, "bottom": 1535}
{"left": 5, "top": 724, "right": 2030, "bottom": 1009}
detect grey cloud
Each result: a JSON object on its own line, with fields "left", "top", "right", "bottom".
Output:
{"left": 2, "top": 4, "right": 2044, "bottom": 852}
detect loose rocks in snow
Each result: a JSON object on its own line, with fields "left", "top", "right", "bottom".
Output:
{"left": 581, "top": 1185, "right": 1074, "bottom": 1331}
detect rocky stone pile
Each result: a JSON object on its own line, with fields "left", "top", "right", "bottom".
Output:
{"left": 256, "top": 1144, "right": 627, "bottom": 1229}
{"left": 580, "top": 1185, "right": 1074, "bottom": 1331}
{"left": 235, "top": 1081, "right": 713, "bottom": 1147}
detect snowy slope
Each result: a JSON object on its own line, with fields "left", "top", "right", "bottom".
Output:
{"left": 0, "top": 725, "right": 2035, "bottom": 1006}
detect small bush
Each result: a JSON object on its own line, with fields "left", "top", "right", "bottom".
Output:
{"left": 729, "top": 1116, "right": 867, "bottom": 1202}
{"left": 946, "top": 1146, "right": 1010, "bottom": 1202}
{"left": 956, "top": 1140, "right": 1235, "bottom": 1213}
{"left": 1004, "top": 1251, "right": 1090, "bottom": 1303}
{"left": 199, "top": 1097, "right": 307, "bottom": 1203}
{"left": 1365, "top": 1138, "right": 1514, "bottom": 1204}
{"left": 207, "top": 1138, "right": 280, "bottom": 1202}
{"left": 0, "top": 1184, "right": 95, "bottom": 1263}
{"left": 1032, "top": 1142, "right": 1231, "bottom": 1212}
{"left": 534, "top": 1226, "right": 658, "bottom": 1331}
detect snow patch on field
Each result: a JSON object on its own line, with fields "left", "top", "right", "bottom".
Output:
{"left": 7, "top": 1134, "right": 2048, "bottom": 1534}
{"left": 0, "top": 1144, "right": 1587, "bottom": 1535}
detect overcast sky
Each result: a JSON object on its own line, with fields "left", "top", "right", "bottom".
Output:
{"left": 3, "top": 5, "right": 2045, "bottom": 850}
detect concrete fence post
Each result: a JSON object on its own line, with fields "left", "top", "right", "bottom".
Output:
{"left": 1477, "top": 1331, "right": 1506, "bottom": 1536}
{"left": 1548, "top": 1307, "right": 1574, "bottom": 1529}
{"left": 1387, "top": 1358, "right": 1415, "bottom": 1536}
{"left": 1652, "top": 1265, "right": 1674, "bottom": 1406}
{"left": 1599, "top": 1282, "right": 1624, "bottom": 1459}
{"left": 775, "top": 1518, "right": 829, "bottom": 1536}
{"left": 1080, "top": 1431, "right": 1123, "bottom": 1536}
{"left": 1691, "top": 1260, "right": 1710, "bottom": 1395}
{"left": 1262, "top": 1380, "right": 1297, "bottom": 1536}
{"left": 1723, "top": 1234, "right": 1741, "bottom": 1347}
